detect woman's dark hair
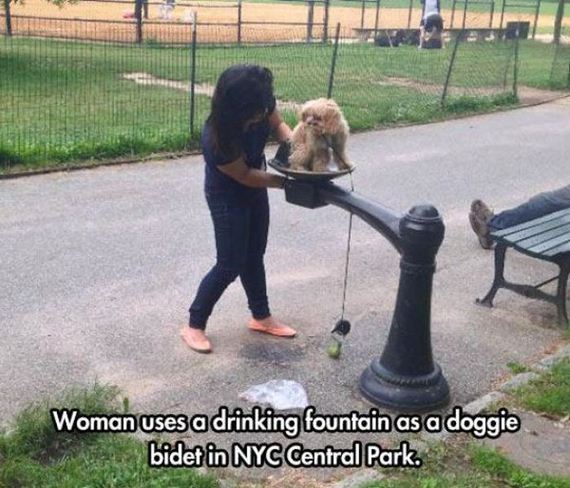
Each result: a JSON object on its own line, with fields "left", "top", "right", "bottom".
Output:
{"left": 208, "top": 64, "right": 276, "bottom": 160}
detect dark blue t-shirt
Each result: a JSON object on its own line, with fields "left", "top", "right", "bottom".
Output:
{"left": 202, "top": 120, "right": 270, "bottom": 204}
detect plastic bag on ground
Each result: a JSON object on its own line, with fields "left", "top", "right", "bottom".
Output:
{"left": 238, "top": 380, "right": 309, "bottom": 410}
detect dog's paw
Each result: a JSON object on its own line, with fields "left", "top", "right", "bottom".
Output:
{"left": 289, "top": 155, "right": 306, "bottom": 171}
{"left": 332, "top": 158, "right": 352, "bottom": 171}
{"left": 312, "top": 160, "right": 329, "bottom": 172}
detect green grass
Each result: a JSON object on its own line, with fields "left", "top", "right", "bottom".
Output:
{"left": 0, "top": 383, "right": 218, "bottom": 488}
{"left": 507, "top": 361, "right": 531, "bottom": 374}
{"left": 0, "top": 383, "right": 125, "bottom": 463}
{"left": 0, "top": 38, "right": 195, "bottom": 169}
{"left": 1, "top": 435, "right": 218, "bottom": 488}
{"left": 470, "top": 443, "right": 570, "bottom": 488}
{"left": 363, "top": 440, "right": 570, "bottom": 487}
{"left": 0, "top": 35, "right": 566, "bottom": 171}
{"left": 510, "top": 358, "right": 570, "bottom": 418}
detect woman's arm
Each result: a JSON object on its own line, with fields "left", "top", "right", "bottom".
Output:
{"left": 268, "top": 109, "right": 293, "bottom": 142}
{"left": 217, "top": 157, "right": 285, "bottom": 189}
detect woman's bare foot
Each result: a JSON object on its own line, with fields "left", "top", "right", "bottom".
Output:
{"left": 180, "top": 327, "right": 212, "bottom": 353}
{"left": 248, "top": 316, "right": 296, "bottom": 338}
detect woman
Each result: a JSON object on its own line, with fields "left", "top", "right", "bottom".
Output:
{"left": 182, "top": 64, "right": 296, "bottom": 354}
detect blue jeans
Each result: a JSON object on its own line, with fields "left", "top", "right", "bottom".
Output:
{"left": 489, "top": 185, "right": 570, "bottom": 230}
{"left": 189, "top": 190, "right": 271, "bottom": 330}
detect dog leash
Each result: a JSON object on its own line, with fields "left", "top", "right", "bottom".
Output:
{"left": 322, "top": 134, "right": 355, "bottom": 342}
{"left": 340, "top": 177, "right": 354, "bottom": 324}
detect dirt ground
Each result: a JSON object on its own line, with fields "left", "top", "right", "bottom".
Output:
{"left": 7, "top": 0, "right": 562, "bottom": 43}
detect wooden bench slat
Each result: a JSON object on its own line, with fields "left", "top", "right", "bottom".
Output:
{"left": 492, "top": 208, "right": 570, "bottom": 238}
{"left": 499, "top": 217, "right": 570, "bottom": 244}
{"left": 516, "top": 222, "right": 570, "bottom": 250}
{"left": 543, "top": 240, "right": 570, "bottom": 257}
{"left": 527, "top": 230, "right": 570, "bottom": 254}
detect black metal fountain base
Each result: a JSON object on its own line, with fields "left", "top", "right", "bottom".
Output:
{"left": 271, "top": 143, "right": 450, "bottom": 413}
{"left": 280, "top": 178, "right": 450, "bottom": 412}
{"left": 360, "top": 360, "right": 450, "bottom": 412}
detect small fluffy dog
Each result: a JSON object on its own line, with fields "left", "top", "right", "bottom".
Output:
{"left": 289, "top": 98, "right": 352, "bottom": 172}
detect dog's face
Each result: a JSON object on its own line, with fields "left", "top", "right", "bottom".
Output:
{"left": 299, "top": 98, "right": 342, "bottom": 136}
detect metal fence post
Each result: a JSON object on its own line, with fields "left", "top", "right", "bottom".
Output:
{"left": 532, "top": 0, "right": 541, "bottom": 39}
{"left": 549, "top": 32, "right": 561, "bottom": 85}
{"left": 323, "top": 0, "right": 330, "bottom": 43}
{"left": 360, "top": 0, "right": 365, "bottom": 29}
{"left": 512, "top": 29, "right": 519, "bottom": 99}
{"left": 461, "top": 0, "right": 469, "bottom": 29}
{"left": 135, "top": 0, "right": 143, "bottom": 44}
{"left": 143, "top": 0, "right": 148, "bottom": 20}
{"left": 407, "top": 0, "right": 413, "bottom": 29}
{"left": 553, "top": 0, "right": 564, "bottom": 44}
{"left": 499, "top": 0, "right": 506, "bottom": 30}
{"left": 190, "top": 13, "right": 197, "bottom": 138}
{"left": 327, "top": 23, "right": 341, "bottom": 99}
{"left": 374, "top": 0, "right": 380, "bottom": 37}
{"left": 3, "top": 0, "right": 12, "bottom": 36}
{"left": 307, "top": 0, "right": 315, "bottom": 43}
{"left": 237, "top": 0, "right": 242, "bottom": 45}
{"left": 441, "top": 33, "right": 462, "bottom": 106}
{"left": 450, "top": 0, "right": 457, "bottom": 28}
{"left": 502, "top": 36, "right": 514, "bottom": 89}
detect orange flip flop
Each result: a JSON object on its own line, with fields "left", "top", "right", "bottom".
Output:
{"left": 248, "top": 319, "right": 297, "bottom": 338}
{"left": 180, "top": 328, "right": 212, "bottom": 354}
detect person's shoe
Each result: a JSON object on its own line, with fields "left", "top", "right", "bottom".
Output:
{"left": 180, "top": 327, "right": 212, "bottom": 353}
{"left": 469, "top": 199, "right": 495, "bottom": 250}
{"left": 248, "top": 317, "right": 296, "bottom": 338}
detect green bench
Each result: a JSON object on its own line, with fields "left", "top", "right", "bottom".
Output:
{"left": 476, "top": 208, "right": 570, "bottom": 328}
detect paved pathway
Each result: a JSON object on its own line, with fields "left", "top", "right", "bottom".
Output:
{"left": 1, "top": 98, "right": 568, "bottom": 481}
{"left": 484, "top": 410, "right": 570, "bottom": 478}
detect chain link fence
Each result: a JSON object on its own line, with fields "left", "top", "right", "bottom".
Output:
{"left": 189, "top": 25, "right": 333, "bottom": 137}
{"left": 0, "top": 19, "right": 193, "bottom": 166}
{"left": 0, "top": 12, "right": 567, "bottom": 170}
{"left": 443, "top": 34, "right": 518, "bottom": 106}
{"left": 550, "top": 25, "right": 570, "bottom": 88}
{"left": 4, "top": 0, "right": 569, "bottom": 44}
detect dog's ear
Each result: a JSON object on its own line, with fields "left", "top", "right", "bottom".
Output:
{"left": 323, "top": 102, "right": 342, "bottom": 134}
{"left": 297, "top": 124, "right": 307, "bottom": 143}
{"left": 299, "top": 100, "right": 313, "bottom": 122}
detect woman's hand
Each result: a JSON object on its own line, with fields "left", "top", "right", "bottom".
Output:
{"left": 217, "top": 157, "right": 285, "bottom": 189}
{"left": 268, "top": 109, "right": 293, "bottom": 142}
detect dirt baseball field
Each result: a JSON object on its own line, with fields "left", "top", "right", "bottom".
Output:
{"left": 6, "top": 0, "right": 559, "bottom": 43}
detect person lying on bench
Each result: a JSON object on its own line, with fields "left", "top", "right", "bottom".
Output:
{"left": 469, "top": 185, "right": 570, "bottom": 249}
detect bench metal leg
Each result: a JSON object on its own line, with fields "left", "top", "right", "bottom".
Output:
{"left": 476, "top": 243, "right": 507, "bottom": 308}
{"left": 556, "top": 263, "right": 569, "bottom": 328}
{"left": 476, "top": 245, "right": 568, "bottom": 328}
